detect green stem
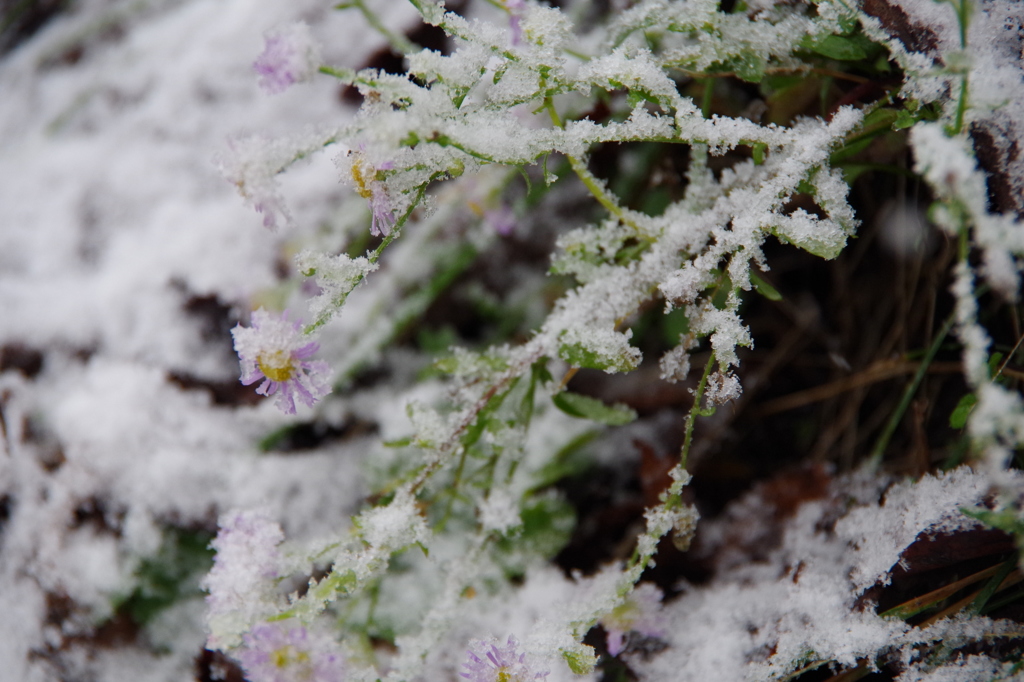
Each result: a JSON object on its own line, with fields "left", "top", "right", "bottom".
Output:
{"left": 701, "top": 78, "right": 714, "bottom": 119}
{"left": 681, "top": 353, "right": 716, "bottom": 470}
{"left": 952, "top": 75, "right": 968, "bottom": 136}
{"left": 318, "top": 65, "right": 356, "bottom": 82}
{"left": 437, "top": 450, "right": 469, "bottom": 533}
{"left": 343, "top": 0, "right": 417, "bottom": 55}
{"left": 544, "top": 98, "right": 643, "bottom": 233}
{"left": 365, "top": 579, "right": 381, "bottom": 629}
{"left": 868, "top": 310, "right": 957, "bottom": 466}
{"left": 968, "top": 558, "right": 1016, "bottom": 615}
{"left": 303, "top": 184, "right": 427, "bottom": 335}
{"left": 957, "top": 0, "right": 970, "bottom": 48}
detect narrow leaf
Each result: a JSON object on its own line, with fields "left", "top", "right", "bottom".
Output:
{"left": 552, "top": 391, "right": 637, "bottom": 426}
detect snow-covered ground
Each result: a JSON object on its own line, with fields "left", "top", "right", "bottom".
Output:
{"left": 0, "top": 1, "right": 420, "bottom": 678}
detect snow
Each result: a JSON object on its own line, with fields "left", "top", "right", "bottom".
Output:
{"left": 633, "top": 466, "right": 1020, "bottom": 681}
{"left": 0, "top": 0, "right": 415, "bottom": 678}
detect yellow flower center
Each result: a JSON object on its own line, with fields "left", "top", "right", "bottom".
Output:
{"left": 351, "top": 158, "right": 374, "bottom": 200}
{"left": 258, "top": 350, "right": 296, "bottom": 382}
{"left": 496, "top": 668, "right": 512, "bottom": 682}
{"left": 271, "top": 645, "right": 310, "bottom": 669}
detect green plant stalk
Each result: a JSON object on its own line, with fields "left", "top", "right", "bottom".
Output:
{"left": 869, "top": 310, "right": 957, "bottom": 465}
{"left": 544, "top": 98, "right": 643, "bottom": 233}
{"left": 339, "top": 0, "right": 417, "bottom": 55}
{"left": 606, "top": 357, "right": 717, "bottom": 621}
{"left": 967, "top": 558, "right": 1016, "bottom": 615}
{"left": 437, "top": 446, "right": 472, "bottom": 532}
{"left": 304, "top": 184, "right": 426, "bottom": 335}
{"left": 952, "top": 76, "right": 969, "bottom": 136}
{"left": 681, "top": 353, "right": 717, "bottom": 470}
{"left": 701, "top": 78, "right": 714, "bottom": 119}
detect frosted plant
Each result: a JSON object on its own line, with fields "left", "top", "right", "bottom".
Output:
{"left": 205, "top": 0, "right": 1024, "bottom": 680}
{"left": 254, "top": 22, "right": 324, "bottom": 95}
{"left": 239, "top": 621, "right": 346, "bottom": 682}
{"left": 204, "top": 509, "right": 285, "bottom": 650}
{"left": 231, "top": 308, "right": 332, "bottom": 414}
{"left": 461, "top": 635, "right": 548, "bottom": 682}
{"left": 598, "top": 582, "right": 666, "bottom": 657}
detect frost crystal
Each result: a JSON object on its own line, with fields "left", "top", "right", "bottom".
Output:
{"left": 296, "top": 250, "right": 378, "bottom": 326}
{"left": 239, "top": 621, "right": 345, "bottom": 682}
{"left": 232, "top": 308, "right": 332, "bottom": 414}
{"left": 599, "top": 582, "right": 667, "bottom": 657}
{"left": 461, "top": 635, "right": 548, "bottom": 682}
{"left": 704, "top": 370, "right": 742, "bottom": 406}
{"left": 254, "top": 22, "right": 323, "bottom": 95}
{"left": 479, "top": 488, "right": 521, "bottom": 534}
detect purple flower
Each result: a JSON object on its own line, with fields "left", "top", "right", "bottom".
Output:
{"left": 461, "top": 635, "right": 548, "bottom": 682}
{"left": 218, "top": 135, "right": 291, "bottom": 230}
{"left": 506, "top": 0, "right": 527, "bottom": 46}
{"left": 485, "top": 206, "right": 516, "bottom": 236}
{"left": 350, "top": 157, "right": 396, "bottom": 237}
{"left": 203, "top": 510, "right": 284, "bottom": 650}
{"left": 231, "top": 308, "right": 331, "bottom": 414}
{"left": 253, "top": 22, "right": 322, "bottom": 95}
{"left": 599, "top": 583, "right": 667, "bottom": 657}
{"left": 369, "top": 189, "right": 396, "bottom": 237}
{"left": 239, "top": 622, "right": 345, "bottom": 682}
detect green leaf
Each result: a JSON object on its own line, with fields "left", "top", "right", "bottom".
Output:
{"left": 661, "top": 308, "right": 690, "bottom": 345}
{"left": 562, "top": 644, "right": 598, "bottom": 675}
{"left": 113, "top": 527, "right": 214, "bottom": 626}
{"left": 968, "top": 558, "right": 1016, "bottom": 615}
{"left": 432, "top": 356, "right": 460, "bottom": 374}
{"left": 317, "top": 569, "right": 358, "bottom": 598}
{"left": 750, "top": 271, "right": 782, "bottom": 301}
{"left": 987, "top": 352, "right": 1005, "bottom": 378}
{"left": 752, "top": 142, "right": 768, "bottom": 165}
{"left": 893, "top": 109, "right": 917, "bottom": 130}
{"left": 961, "top": 506, "right": 1024, "bottom": 537}
{"left": 803, "top": 34, "right": 868, "bottom": 61}
{"left": 417, "top": 326, "right": 458, "bottom": 354}
{"left": 829, "top": 136, "right": 874, "bottom": 164}
{"left": 732, "top": 51, "right": 767, "bottom": 83}
{"left": 837, "top": 13, "right": 860, "bottom": 34}
{"left": 558, "top": 341, "right": 639, "bottom": 373}
{"left": 519, "top": 495, "right": 576, "bottom": 557}
{"left": 862, "top": 107, "right": 900, "bottom": 130}
{"left": 949, "top": 393, "right": 977, "bottom": 429}
{"left": 462, "top": 382, "right": 515, "bottom": 448}
{"left": 531, "top": 431, "right": 598, "bottom": 491}
{"left": 552, "top": 391, "right": 638, "bottom": 426}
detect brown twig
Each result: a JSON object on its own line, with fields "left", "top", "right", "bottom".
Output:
{"left": 755, "top": 359, "right": 962, "bottom": 417}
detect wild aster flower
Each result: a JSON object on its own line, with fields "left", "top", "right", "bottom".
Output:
{"left": 350, "top": 157, "right": 396, "bottom": 236}
{"left": 506, "top": 0, "right": 527, "bottom": 46}
{"left": 253, "top": 22, "right": 322, "bottom": 95}
{"left": 485, "top": 206, "right": 516, "bottom": 237}
{"left": 369, "top": 190, "right": 396, "bottom": 237}
{"left": 231, "top": 308, "right": 331, "bottom": 414}
{"left": 599, "top": 583, "right": 667, "bottom": 657}
{"left": 218, "top": 134, "right": 291, "bottom": 230}
{"left": 204, "top": 509, "right": 284, "bottom": 650}
{"left": 239, "top": 621, "right": 345, "bottom": 682}
{"left": 461, "top": 635, "right": 548, "bottom": 682}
